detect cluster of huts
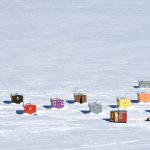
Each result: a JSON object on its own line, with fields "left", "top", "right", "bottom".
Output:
{"left": 110, "top": 81, "right": 150, "bottom": 123}
{"left": 11, "top": 93, "right": 36, "bottom": 115}
{"left": 9, "top": 92, "right": 102, "bottom": 116}
{"left": 6, "top": 81, "right": 150, "bottom": 123}
{"left": 10, "top": 94, "right": 65, "bottom": 115}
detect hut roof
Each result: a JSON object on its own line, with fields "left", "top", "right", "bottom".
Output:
{"left": 111, "top": 110, "right": 127, "bottom": 112}
{"left": 11, "top": 93, "right": 23, "bottom": 96}
{"left": 51, "top": 97, "right": 64, "bottom": 101}
{"left": 138, "top": 92, "right": 150, "bottom": 94}
{"left": 117, "top": 97, "right": 130, "bottom": 100}
{"left": 74, "top": 93, "right": 86, "bottom": 96}
{"left": 89, "top": 101, "right": 102, "bottom": 106}
{"left": 24, "top": 103, "right": 36, "bottom": 106}
{"left": 139, "top": 80, "right": 150, "bottom": 82}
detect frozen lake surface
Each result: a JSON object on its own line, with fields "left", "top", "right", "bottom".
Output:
{"left": 0, "top": 0, "right": 150, "bottom": 149}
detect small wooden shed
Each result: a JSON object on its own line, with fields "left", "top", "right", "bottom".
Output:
{"left": 88, "top": 102, "right": 102, "bottom": 114}
{"left": 110, "top": 110, "right": 127, "bottom": 123}
{"left": 138, "top": 92, "right": 150, "bottom": 102}
{"left": 117, "top": 97, "right": 131, "bottom": 108}
{"left": 11, "top": 93, "right": 23, "bottom": 104}
{"left": 51, "top": 98, "right": 64, "bottom": 109}
{"left": 138, "top": 81, "right": 150, "bottom": 88}
{"left": 24, "top": 104, "right": 36, "bottom": 115}
{"left": 74, "top": 93, "right": 87, "bottom": 104}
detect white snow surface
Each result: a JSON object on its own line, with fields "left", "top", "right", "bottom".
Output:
{"left": 0, "top": 0, "right": 150, "bottom": 149}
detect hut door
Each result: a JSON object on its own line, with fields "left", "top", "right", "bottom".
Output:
{"left": 115, "top": 112, "right": 118, "bottom": 122}
{"left": 16, "top": 96, "right": 20, "bottom": 102}
{"left": 80, "top": 96, "right": 83, "bottom": 104}
{"left": 119, "top": 112, "right": 122, "bottom": 119}
{"left": 29, "top": 106, "right": 32, "bottom": 111}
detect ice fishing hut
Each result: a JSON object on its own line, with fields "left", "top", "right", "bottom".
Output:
{"left": 110, "top": 110, "right": 127, "bottom": 123}
{"left": 24, "top": 104, "right": 36, "bottom": 115}
{"left": 138, "top": 81, "right": 150, "bottom": 88}
{"left": 88, "top": 102, "right": 102, "bottom": 114}
{"left": 138, "top": 92, "right": 150, "bottom": 102}
{"left": 117, "top": 97, "right": 131, "bottom": 108}
{"left": 11, "top": 93, "right": 23, "bottom": 104}
{"left": 74, "top": 93, "right": 87, "bottom": 104}
{"left": 51, "top": 98, "right": 64, "bottom": 109}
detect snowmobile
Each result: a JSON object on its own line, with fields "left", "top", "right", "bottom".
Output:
{"left": 145, "top": 117, "right": 150, "bottom": 121}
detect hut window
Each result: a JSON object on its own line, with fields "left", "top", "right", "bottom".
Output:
{"left": 53, "top": 101, "right": 56, "bottom": 105}
{"left": 17, "top": 97, "right": 19, "bottom": 100}
{"left": 119, "top": 112, "right": 123, "bottom": 119}
{"left": 61, "top": 101, "right": 64, "bottom": 105}
{"left": 111, "top": 113, "right": 114, "bottom": 119}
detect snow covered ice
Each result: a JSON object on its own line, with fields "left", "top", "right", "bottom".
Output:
{"left": 0, "top": 0, "right": 150, "bottom": 149}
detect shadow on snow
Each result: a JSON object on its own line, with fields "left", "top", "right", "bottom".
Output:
{"left": 145, "top": 110, "right": 150, "bottom": 113}
{"left": 16, "top": 110, "right": 24, "bottom": 115}
{"left": 133, "top": 86, "right": 139, "bottom": 88}
{"left": 66, "top": 100, "right": 75, "bottom": 104}
{"left": 3, "top": 100, "right": 12, "bottom": 104}
{"left": 109, "top": 105, "right": 118, "bottom": 108}
{"left": 103, "top": 118, "right": 111, "bottom": 122}
{"left": 43, "top": 105, "right": 52, "bottom": 109}
{"left": 131, "top": 100, "right": 139, "bottom": 103}
{"left": 80, "top": 110, "right": 90, "bottom": 114}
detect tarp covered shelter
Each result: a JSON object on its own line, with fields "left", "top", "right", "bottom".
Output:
{"left": 138, "top": 92, "right": 150, "bottom": 102}
{"left": 24, "top": 103, "right": 36, "bottom": 114}
{"left": 51, "top": 98, "right": 64, "bottom": 109}
{"left": 88, "top": 102, "right": 102, "bottom": 114}
{"left": 74, "top": 93, "right": 87, "bottom": 104}
{"left": 138, "top": 81, "right": 150, "bottom": 88}
{"left": 117, "top": 97, "right": 131, "bottom": 108}
{"left": 11, "top": 93, "right": 23, "bottom": 104}
{"left": 110, "top": 110, "right": 127, "bottom": 123}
